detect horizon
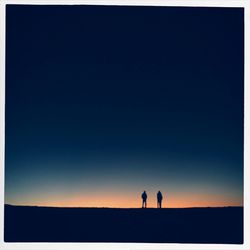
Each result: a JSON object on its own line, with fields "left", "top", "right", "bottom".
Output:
{"left": 4, "top": 188, "right": 243, "bottom": 208}
{"left": 5, "top": 203, "right": 244, "bottom": 209}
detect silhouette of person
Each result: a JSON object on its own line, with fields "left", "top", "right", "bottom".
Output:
{"left": 141, "top": 191, "right": 147, "bottom": 208}
{"left": 157, "top": 191, "right": 163, "bottom": 208}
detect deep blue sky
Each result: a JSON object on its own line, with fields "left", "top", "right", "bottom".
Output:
{"left": 5, "top": 5, "right": 244, "bottom": 207}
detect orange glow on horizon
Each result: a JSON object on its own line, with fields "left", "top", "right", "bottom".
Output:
{"left": 7, "top": 192, "right": 243, "bottom": 208}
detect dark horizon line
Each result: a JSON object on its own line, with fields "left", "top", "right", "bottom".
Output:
{"left": 4, "top": 204, "right": 244, "bottom": 209}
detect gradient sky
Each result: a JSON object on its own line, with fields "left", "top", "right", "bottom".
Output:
{"left": 5, "top": 5, "right": 244, "bottom": 208}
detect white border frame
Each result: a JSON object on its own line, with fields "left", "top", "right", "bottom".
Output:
{"left": 0, "top": 0, "right": 249, "bottom": 249}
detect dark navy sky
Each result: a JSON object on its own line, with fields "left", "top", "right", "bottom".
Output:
{"left": 5, "top": 5, "right": 244, "bottom": 207}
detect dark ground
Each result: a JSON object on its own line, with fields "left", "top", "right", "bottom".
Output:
{"left": 4, "top": 205, "right": 243, "bottom": 243}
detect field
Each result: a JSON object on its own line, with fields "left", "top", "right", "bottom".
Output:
{"left": 4, "top": 205, "right": 243, "bottom": 243}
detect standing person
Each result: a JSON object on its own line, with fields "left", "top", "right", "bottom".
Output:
{"left": 141, "top": 191, "right": 147, "bottom": 208}
{"left": 157, "top": 191, "right": 163, "bottom": 208}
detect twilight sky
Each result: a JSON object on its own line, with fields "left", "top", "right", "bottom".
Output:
{"left": 5, "top": 5, "right": 244, "bottom": 208}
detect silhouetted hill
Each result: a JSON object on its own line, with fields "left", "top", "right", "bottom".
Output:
{"left": 4, "top": 205, "right": 243, "bottom": 243}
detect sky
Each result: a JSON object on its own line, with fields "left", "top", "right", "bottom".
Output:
{"left": 5, "top": 5, "right": 244, "bottom": 208}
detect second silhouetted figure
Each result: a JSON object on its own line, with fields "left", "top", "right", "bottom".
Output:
{"left": 141, "top": 191, "right": 147, "bottom": 208}
{"left": 157, "top": 191, "right": 163, "bottom": 208}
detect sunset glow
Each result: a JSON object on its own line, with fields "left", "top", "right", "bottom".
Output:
{"left": 6, "top": 189, "right": 243, "bottom": 208}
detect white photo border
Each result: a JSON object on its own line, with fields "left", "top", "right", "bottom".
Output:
{"left": 0, "top": 0, "right": 249, "bottom": 249}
